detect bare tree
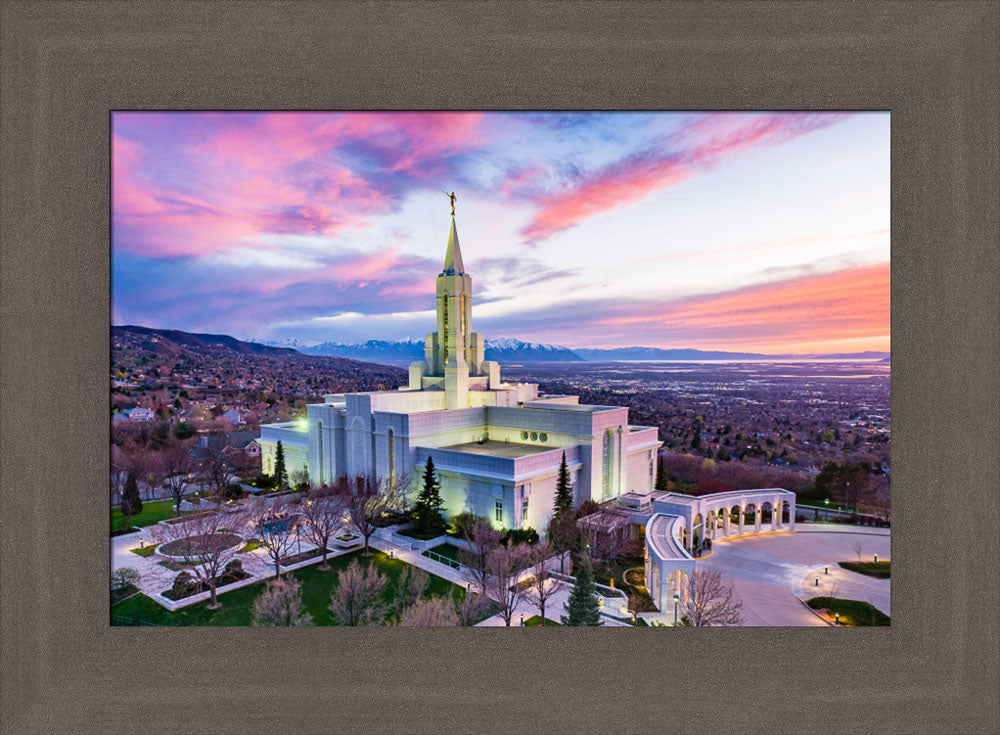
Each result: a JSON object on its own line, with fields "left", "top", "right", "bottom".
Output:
{"left": 397, "top": 596, "right": 459, "bottom": 627}
{"left": 158, "top": 436, "right": 197, "bottom": 511}
{"left": 329, "top": 558, "right": 388, "bottom": 626}
{"left": 148, "top": 508, "right": 245, "bottom": 609}
{"left": 252, "top": 576, "right": 313, "bottom": 627}
{"left": 485, "top": 542, "right": 532, "bottom": 627}
{"left": 852, "top": 539, "right": 863, "bottom": 562}
{"left": 459, "top": 518, "right": 504, "bottom": 594}
{"left": 396, "top": 566, "right": 429, "bottom": 611}
{"left": 198, "top": 440, "right": 238, "bottom": 501}
{"left": 683, "top": 569, "right": 743, "bottom": 626}
{"left": 455, "top": 590, "right": 492, "bottom": 626}
{"left": 246, "top": 497, "right": 299, "bottom": 578}
{"left": 345, "top": 475, "right": 400, "bottom": 556}
{"left": 524, "top": 541, "right": 565, "bottom": 625}
{"left": 299, "top": 488, "right": 348, "bottom": 570}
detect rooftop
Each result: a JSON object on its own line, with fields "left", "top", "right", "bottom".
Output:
{"left": 441, "top": 440, "right": 553, "bottom": 458}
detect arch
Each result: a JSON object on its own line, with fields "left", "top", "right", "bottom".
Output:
{"left": 706, "top": 510, "right": 716, "bottom": 540}
{"left": 743, "top": 502, "right": 756, "bottom": 524}
{"left": 692, "top": 513, "right": 703, "bottom": 548}
{"left": 601, "top": 429, "right": 613, "bottom": 499}
{"left": 387, "top": 427, "right": 395, "bottom": 489}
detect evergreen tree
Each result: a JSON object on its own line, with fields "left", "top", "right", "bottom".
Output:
{"left": 273, "top": 440, "right": 288, "bottom": 489}
{"left": 121, "top": 473, "right": 143, "bottom": 517}
{"left": 412, "top": 457, "right": 447, "bottom": 536}
{"left": 562, "top": 558, "right": 603, "bottom": 626}
{"left": 655, "top": 455, "right": 669, "bottom": 490}
{"left": 553, "top": 452, "right": 573, "bottom": 517}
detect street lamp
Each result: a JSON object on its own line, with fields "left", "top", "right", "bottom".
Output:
{"left": 520, "top": 614, "right": 524, "bottom": 626}
{"left": 834, "top": 611, "right": 840, "bottom": 625}
{"left": 673, "top": 592, "right": 680, "bottom": 625}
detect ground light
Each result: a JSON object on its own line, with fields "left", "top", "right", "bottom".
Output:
{"left": 520, "top": 614, "right": 524, "bottom": 626}
{"left": 673, "top": 593, "right": 680, "bottom": 625}
{"left": 835, "top": 611, "right": 840, "bottom": 625}
{"left": 874, "top": 554, "right": 878, "bottom": 562}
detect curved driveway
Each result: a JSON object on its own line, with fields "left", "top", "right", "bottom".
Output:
{"left": 698, "top": 524, "right": 890, "bottom": 626}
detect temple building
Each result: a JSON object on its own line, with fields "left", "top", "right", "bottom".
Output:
{"left": 258, "top": 212, "right": 663, "bottom": 532}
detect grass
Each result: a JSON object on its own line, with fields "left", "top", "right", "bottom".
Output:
{"left": 421, "top": 542, "right": 463, "bottom": 564}
{"left": 111, "top": 550, "right": 478, "bottom": 626}
{"left": 396, "top": 527, "right": 446, "bottom": 541}
{"left": 111, "top": 584, "right": 140, "bottom": 606}
{"left": 238, "top": 539, "right": 263, "bottom": 553}
{"left": 111, "top": 499, "right": 184, "bottom": 531}
{"left": 838, "top": 561, "right": 890, "bottom": 579}
{"left": 806, "top": 597, "right": 890, "bottom": 626}
{"left": 523, "top": 615, "right": 561, "bottom": 627}
{"left": 129, "top": 543, "right": 159, "bottom": 558}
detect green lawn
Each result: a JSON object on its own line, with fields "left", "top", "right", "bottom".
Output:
{"left": 111, "top": 499, "right": 183, "bottom": 532}
{"left": 112, "top": 550, "right": 477, "bottom": 626}
{"left": 421, "top": 542, "right": 463, "bottom": 564}
{"left": 838, "top": 560, "right": 890, "bottom": 579}
{"left": 129, "top": 543, "right": 159, "bottom": 558}
{"left": 523, "top": 615, "right": 561, "bottom": 627}
{"left": 806, "top": 597, "right": 890, "bottom": 626}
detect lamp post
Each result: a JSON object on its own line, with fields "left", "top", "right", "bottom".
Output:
{"left": 673, "top": 592, "right": 680, "bottom": 625}
{"left": 520, "top": 614, "right": 524, "bottom": 627}
{"left": 834, "top": 611, "right": 840, "bottom": 625}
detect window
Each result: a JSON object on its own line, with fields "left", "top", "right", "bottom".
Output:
{"left": 530, "top": 431, "right": 538, "bottom": 441}
{"left": 387, "top": 428, "right": 395, "bottom": 489}
{"left": 539, "top": 432, "right": 547, "bottom": 442}
{"left": 521, "top": 430, "right": 528, "bottom": 440}
{"left": 494, "top": 498, "right": 503, "bottom": 523}
{"left": 649, "top": 455, "right": 655, "bottom": 490}
{"left": 442, "top": 293, "right": 449, "bottom": 365}
{"left": 602, "top": 429, "right": 613, "bottom": 499}
{"left": 521, "top": 496, "right": 529, "bottom": 523}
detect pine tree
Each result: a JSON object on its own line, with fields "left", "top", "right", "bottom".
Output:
{"left": 553, "top": 452, "right": 573, "bottom": 516}
{"left": 273, "top": 440, "right": 288, "bottom": 489}
{"left": 412, "top": 457, "right": 447, "bottom": 536}
{"left": 655, "top": 455, "right": 669, "bottom": 491}
{"left": 121, "top": 473, "right": 143, "bottom": 517}
{"left": 562, "top": 558, "right": 603, "bottom": 626}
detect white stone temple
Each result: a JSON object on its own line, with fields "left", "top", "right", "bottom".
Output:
{"left": 259, "top": 212, "right": 663, "bottom": 532}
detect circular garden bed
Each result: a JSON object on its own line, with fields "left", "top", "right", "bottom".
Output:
{"left": 158, "top": 532, "right": 243, "bottom": 559}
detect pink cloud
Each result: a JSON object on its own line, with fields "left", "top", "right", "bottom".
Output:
{"left": 520, "top": 113, "right": 848, "bottom": 242}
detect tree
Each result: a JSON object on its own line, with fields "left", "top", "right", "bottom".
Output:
{"left": 562, "top": 557, "right": 603, "bottom": 626}
{"left": 654, "top": 455, "right": 670, "bottom": 490}
{"left": 159, "top": 435, "right": 197, "bottom": 511}
{"left": 852, "top": 539, "right": 864, "bottom": 562}
{"left": 345, "top": 475, "right": 401, "bottom": 556}
{"left": 485, "top": 542, "right": 532, "bottom": 627}
{"left": 397, "top": 596, "right": 459, "bottom": 627}
{"left": 683, "top": 569, "right": 743, "bottom": 626}
{"left": 147, "top": 508, "right": 246, "bottom": 609}
{"left": 455, "top": 590, "right": 492, "bottom": 626}
{"left": 273, "top": 440, "right": 288, "bottom": 490}
{"left": 411, "top": 457, "right": 447, "bottom": 536}
{"left": 553, "top": 452, "right": 573, "bottom": 517}
{"left": 395, "top": 566, "right": 429, "bottom": 611}
{"left": 246, "top": 497, "right": 299, "bottom": 578}
{"left": 111, "top": 567, "right": 140, "bottom": 591}
{"left": 459, "top": 517, "right": 504, "bottom": 594}
{"left": 525, "top": 541, "right": 564, "bottom": 625}
{"left": 299, "top": 488, "right": 348, "bottom": 570}
{"left": 329, "top": 558, "right": 388, "bottom": 626}
{"left": 120, "top": 472, "right": 143, "bottom": 524}
{"left": 252, "top": 577, "right": 313, "bottom": 626}
{"left": 198, "top": 440, "right": 239, "bottom": 502}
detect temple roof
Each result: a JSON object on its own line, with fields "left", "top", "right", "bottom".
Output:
{"left": 442, "top": 217, "right": 464, "bottom": 275}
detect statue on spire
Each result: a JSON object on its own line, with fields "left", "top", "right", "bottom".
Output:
{"left": 443, "top": 190, "right": 457, "bottom": 216}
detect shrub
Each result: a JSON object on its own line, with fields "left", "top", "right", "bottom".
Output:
{"left": 450, "top": 511, "right": 484, "bottom": 540}
{"left": 224, "top": 559, "right": 244, "bottom": 576}
{"left": 504, "top": 527, "right": 539, "bottom": 546}
{"left": 111, "top": 567, "right": 140, "bottom": 591}
{"left": 169, "top": 570, "right": 201, "bottom": 598}
{"left": 224, "top": 483, "right": 244, "bottom": 501}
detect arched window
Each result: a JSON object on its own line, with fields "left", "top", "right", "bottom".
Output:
{"left": 387, "top": 428, "right": 395, "bottom": 489}
{"left": 602, "top": 428, "right": 613, "bottom": 499}
{"left": 317, "top": 420, "right": 324, "bottom": 484}
{"left": 352, "top": 418, "right": 365, "bottom": 475}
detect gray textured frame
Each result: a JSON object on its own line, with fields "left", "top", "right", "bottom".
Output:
{"left": 2, "top": 2, "right": 998, "bottom": 733}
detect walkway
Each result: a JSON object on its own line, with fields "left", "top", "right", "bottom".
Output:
{"left": 698, "top": 523, "right": 890, "bottom": 626}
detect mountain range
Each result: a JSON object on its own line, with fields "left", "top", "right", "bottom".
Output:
{"left": 115, "top": 326, "right": 889, "bottom": 366}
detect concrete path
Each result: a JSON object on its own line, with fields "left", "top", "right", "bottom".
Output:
{"left": 699, "top": 524, "right": 890, "bottom": 626}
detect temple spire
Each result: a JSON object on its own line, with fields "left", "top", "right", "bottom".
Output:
{"left": 442, "top": 216, "right": 464, "bottom": 275}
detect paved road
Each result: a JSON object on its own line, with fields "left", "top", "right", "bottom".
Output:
{"left": 699, "top": 524, "right": 890, "bottom": 626}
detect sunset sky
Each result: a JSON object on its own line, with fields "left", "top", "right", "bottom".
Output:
{"left": 112, "top": 111, "right": 889, "bottom": 353}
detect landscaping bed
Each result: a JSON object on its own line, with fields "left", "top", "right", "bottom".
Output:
{"left": 396, "top": 527, "right": 446, "bottom": 541}
{"left": 523, "top": 615, "right": 561, "bottom": 627}
{"left": 130, "top": 543, "right": 159, "bottom": 558}
{"left": 112, "top": 550, "right": 489, "bottom": 626}
{"left": 806, "top": 597, "right": 890, "bottom": 626}
{"left": 279, "top": 548, "right": 325, "bottom": 566}
{"left": 162, "top": 564, "right": 251, "bottom": 601}
{"left": 838, "top": 560, "right": 890, "bottom": 579}
{"left": 158, "top": 532, "right": 242, "bottom": 558}
{"left": 111, "top": 583, "right": 141, "bottom": 606}
{"left": 421, "top": 542, "right": 463, "bottom": 563}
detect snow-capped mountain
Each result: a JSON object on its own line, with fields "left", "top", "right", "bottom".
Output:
{"left": 258, "top": 337, "right": 583, "bottom": 365}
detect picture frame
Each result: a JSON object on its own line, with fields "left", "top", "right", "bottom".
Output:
{"left": 1, "top": 2, "right": 997, "bottom": 732}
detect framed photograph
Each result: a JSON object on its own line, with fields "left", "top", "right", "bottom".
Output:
{"left": 2, "top": 2, "right": 997, "bottom": 733}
